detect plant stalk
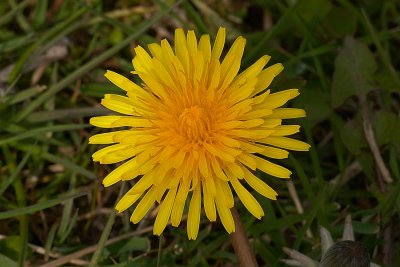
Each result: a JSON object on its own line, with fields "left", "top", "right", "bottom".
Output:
{"left": 229, "top": 207, "right": 258, "bottom": 267}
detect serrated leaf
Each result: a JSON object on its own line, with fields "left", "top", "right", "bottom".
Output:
{"left": 332, "top": 37, "right": 377, "bottom": 107}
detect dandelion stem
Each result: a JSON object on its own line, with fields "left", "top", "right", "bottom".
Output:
{"left": 229, "top": 207, "right": 258, "bottom": 267}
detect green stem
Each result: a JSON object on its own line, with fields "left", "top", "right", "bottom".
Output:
{"left": 88, "top": 184, "right": 125, "bottom": 267}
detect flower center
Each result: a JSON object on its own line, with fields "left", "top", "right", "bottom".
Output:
{"left": 179, "top": 106, "right": 210, "bottom": 142}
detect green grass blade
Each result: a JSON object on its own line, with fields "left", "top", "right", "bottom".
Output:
{"left": 0, "top": 142, "right": 35, "bottom": 195}
{"left": 44, "top": 223, "right": 58, "bottom": 261}
{"left": 0, "top": 191, "right": 86, "bottom": 220}
{"left": 88, "top": 184, "right": 125, "bottom": 267}
{"left": 0, "top": 124, "right": 89, "bottom": 146}
{"left": 13, "top": 2, "right": 180, "bottom": 123}
{"left": 26, "top": 107, "right": 109, "bottom": 123}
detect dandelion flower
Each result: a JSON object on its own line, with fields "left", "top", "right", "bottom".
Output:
{"left": 89, "top": 27, "right": 310, "bottom": 240}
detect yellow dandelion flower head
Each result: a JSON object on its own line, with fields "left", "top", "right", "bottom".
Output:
{"left": 89, "top": 27, "right": 310, "bottom": 240}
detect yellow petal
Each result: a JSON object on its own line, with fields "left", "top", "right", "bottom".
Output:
{"left": 240, "top": 109, "right": 272, "bottom": 120}
{"left": 230, "top": 129, "right": 274, "bottom": 139}
{"left": 89, "top": 131, "right": 127, "bottom": 144}
{"left": 252, "top": 89, "right": 270, "bottom": 105}
{"left": 198, "top": 34, "right": 211, "bottom": 62}
{"left": 160, "top": 39, "right": 175, "bottom": 65}
{"left": 90, "top": 116, "right": 127, "bottom": 128}
{"left": 236, "top": 153, "right": 257, "bottom": 170}
{"left": 211, "top": 27, "right": 226, "bottom": 60}
{"left": 174, "top": 28, "right": 190, "bottom": 74}
{"left": 104, "top": 70, "right": 144, "bottom": 94}
{"left": 228, "top": 77, "right": 258, "bottom": 105}
{"left": 239, "top": 141, "right": 265, "bottom": 153}
{"left": 241, "top": 118, "right": 265, "bottom": 128}
{"left": 203, "top": 182, "right": 216, "bottom": 221}
{"left": 187, "top": 184, "right": 201, "bottom": 240}
{"left": 210, "top": 156, "right": 229, "bottom": 181}
{"left": 224, "top": 162, "right": 244, "bottom": 179}
{"left": 242, "top": 167, "right": 278, "bottom": 200}
{"left": 128, "top": 168, "right": 157, "bottom": 194}
{"left": 266, "top": 108, "right": 306, "bottom": 119}
{"left": 260, "top": 136, "right": 311, "bottom": 151}
{"left": 215, "top": 179, "right": 234, "bottom": 208}
{"left": 232, "top": 55, "right": 270, "bottom": 87}
{"left": 215, "top": 135, "right": 241, "bottom": 148}
{"left": 171, "top": 150, "right": 186, "bottom": 169}
{"left": 102, "top": 158, "right": 138, "bottom": 187}
{"left": 151, "top": 58, "right": 176, "bottom": 89}
{"left": 253, "top": 155, "right": 292, "bottom": 178}
{"left": 208, "top": 60, "right": 221, "bottom": 91}
{"left": 99, "top": 149, "right": 136, "bottom": 164}
{"left": 148, "top": 43, "right": 162, "bottom": 59}
{"left": 271, "top": 125, "right": 300, "bottom": 136}
{"left": 261, "top": 89, "right": 299, "bottom": 109}
{"left": 92, "top": 144, "right": 127, "bottom": 162}
{"left": 203, "top": 176, "right": 216, "bottom": 196}
{"left": 230, "top": 177, "right": 264, "bottom": 219}
{"left": 198, "top": 150, "right": 209, "bottom": 178}
{"left": 133, "top": 45, "right": 153, "bottom": 73}
{"left": 138, "top": 71, "right": 168, "bottom": 100}
{"left": 101, "top": 94, "right": 135, "bottom": 115}
{"left": 130, "top": 187, "right": 156, "bottom": 224}
{"left": 215, "top": 194, "right": 235, "bottom": 233}
{"left": 258, "top": 145, "right": 289, "bottom": 159}
{"left": 253, "top": 63, "right": 284, "bottom": 96}
{"left": 115, "top": 190, "right": 143, "bottom": 212}
{"left": 186, "top": 30, "right": 198, "bottom": 60}
{"left": 260, "top": 118, "right": 282, "bottom": 128}
{"left": 204, "top": 143, "right": 235, "bottom": 162}
{"left": 220, "top": 36, "right": 246, "bottom": 87}
{"left": 171, "top": 179, "right": 190, "bottom": 227}
{"left": 153, "top": 186, "right": 178, "bottom": 236}
{"left": 152, "top": 163, "right": 171, "bottom": 186}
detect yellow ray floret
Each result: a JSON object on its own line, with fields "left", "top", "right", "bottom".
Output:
{"left": 89, "top": 27, "right": 309, "bottom": 240}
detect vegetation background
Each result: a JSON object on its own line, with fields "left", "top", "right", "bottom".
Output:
{"left": 0, "top": 0, "right": 399, "bottom": 266}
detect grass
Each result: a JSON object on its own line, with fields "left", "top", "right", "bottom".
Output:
{"left": 0, "top": 0, "right": 399, "bottom": 266}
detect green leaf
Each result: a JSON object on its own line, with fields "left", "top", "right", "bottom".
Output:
{"left": 0, "top": 235, "right": 29, "bottom": 262}
{"left": 0, "top": 254, "right": 18, "bottom": 267}
{"left": 107, "top": 238, "right": 150, "bottom": 255}
{"left": 331, "top": 36, "right": 377, "bottom": 107}
{"left": 373, "top": 110, "right": 400, "bottom": 146}
{"left": 295, "top": 0, "right": 332, "bottom": 27}
{"left": 294, "top": 89, "right": 331, "bottom": 127}
{"left": 375, "top": 72, "right": 400, "bottom": 93}
{"left": 323, "top": 6, "right": 358, "bottom": 38}
{"left": 352, "top": 221, "right": 379, "bottom": 235}
{"left": 340, "top": 117, "right": 368, "bottom": 155}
